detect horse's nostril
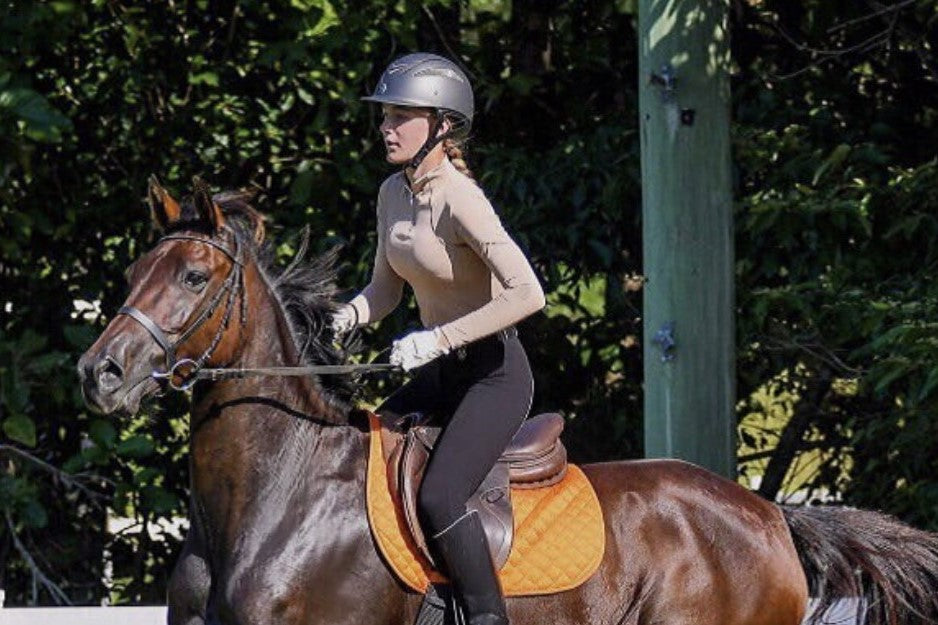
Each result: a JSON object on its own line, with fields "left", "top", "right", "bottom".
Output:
{"left": 96, "top": 355, "right": 125, "bottom": 391}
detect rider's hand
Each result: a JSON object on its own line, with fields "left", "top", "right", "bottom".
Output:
{"left": 330, "top": 304, "right": 358, "bottom": 336}
{"left": 390, "top": 329, "right": 450, "bottom": 371}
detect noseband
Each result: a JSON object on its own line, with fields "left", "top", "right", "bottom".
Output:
{"left": 118, "top": 232, "right": 246, "bottom": 390}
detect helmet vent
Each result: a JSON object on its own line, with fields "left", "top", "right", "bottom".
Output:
{"left": 414, "top": 67, "right": 466, "bottom": 83}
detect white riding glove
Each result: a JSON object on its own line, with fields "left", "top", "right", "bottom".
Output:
{"left": 390, "top": 328, "right": 450, "bottom": 371}
{"left": 330, "top": 304, "right": 358, "bottom": 336}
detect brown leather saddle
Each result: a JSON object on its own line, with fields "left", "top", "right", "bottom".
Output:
{"left": 380, "top": 412, "right": 568, "bottom": 570}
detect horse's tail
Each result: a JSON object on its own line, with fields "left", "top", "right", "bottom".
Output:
{"left": 782, "top": 505, "right": 938, "bottom": 625}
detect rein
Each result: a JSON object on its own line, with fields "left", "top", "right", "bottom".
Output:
{"left": 118, "top": 231, "right": 396, "bottom": 392}
{"left": 169, "top": 361, "right": 399, "bottom": 388}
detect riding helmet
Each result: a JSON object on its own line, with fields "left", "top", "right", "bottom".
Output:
{"left": 362, "top": 53, "right": 474, "bottom": 134}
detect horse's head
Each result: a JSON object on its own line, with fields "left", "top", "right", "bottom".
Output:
{"left": 78, "top": 176, "right": 263, "bottom": 415}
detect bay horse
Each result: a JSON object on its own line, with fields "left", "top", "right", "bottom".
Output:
{"left": 78, "top": 178, "right": 938, "bottom": 625}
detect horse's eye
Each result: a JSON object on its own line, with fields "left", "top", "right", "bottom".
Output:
{"left": 183, "top": 270, "right": 209, "bottom": 291}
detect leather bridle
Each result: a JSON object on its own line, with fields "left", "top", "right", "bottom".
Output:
{"left": 117, "top": 230, "right": 397, "bottom": 392}
{"left": 117, "top": 231, "right": 246, "bottom": 391}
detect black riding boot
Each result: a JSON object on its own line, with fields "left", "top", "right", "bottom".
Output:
{"left": 432, "top": 512, "right": 509, "bottom": 625}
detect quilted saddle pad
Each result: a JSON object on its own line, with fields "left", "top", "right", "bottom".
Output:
{"left": 365, "top": 413, "right": 606, "bottom": 596}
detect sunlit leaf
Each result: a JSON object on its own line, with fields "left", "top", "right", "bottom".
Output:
{"left": 116, "top": 435, "right": 155, "bottom": 458}
{"left": 3, "top": 414, "right": 37, "bottom": 447}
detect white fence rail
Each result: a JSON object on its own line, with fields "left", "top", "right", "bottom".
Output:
{"left": 0, "top": 606, "right": 166, "bottom": 624}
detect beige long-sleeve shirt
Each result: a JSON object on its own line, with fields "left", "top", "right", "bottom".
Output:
{"left": 348, "top": 158, "right": 545, "bottom": 350}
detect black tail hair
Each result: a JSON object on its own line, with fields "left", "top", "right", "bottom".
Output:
{"left": 783, "top": 505, "right": 938, "bottom": 625}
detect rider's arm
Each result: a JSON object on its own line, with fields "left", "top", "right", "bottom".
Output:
{"left": 436, "top": 183, "right": 545, "bottom": 350}
{"left": 347, "top": 182, "right": 405, "bottom": 325}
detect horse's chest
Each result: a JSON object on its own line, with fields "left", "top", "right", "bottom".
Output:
{"left": 211, "top": 497, "right": 399, "bottom": 623}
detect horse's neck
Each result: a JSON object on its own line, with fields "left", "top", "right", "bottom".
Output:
{"left": 187, "top": 262, "right": 361, "bottom": 529}
{"left": 194, "top": 259, "right": 345, "bottom": 424}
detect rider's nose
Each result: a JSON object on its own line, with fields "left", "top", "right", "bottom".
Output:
{"left": 93, "top": 354, "right": 125, "bottom": 394}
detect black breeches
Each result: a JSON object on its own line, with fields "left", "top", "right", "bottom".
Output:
{"left": 377, "top": 329, "right": 533, "bottom": 536}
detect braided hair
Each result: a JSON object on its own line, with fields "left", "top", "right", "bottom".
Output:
{"left": 444, "top": 137, "right": 475, "bottom": 181}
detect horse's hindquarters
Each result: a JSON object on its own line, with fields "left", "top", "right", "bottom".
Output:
{"left": 514, "top": 459, "right": 808, "bottom": 625}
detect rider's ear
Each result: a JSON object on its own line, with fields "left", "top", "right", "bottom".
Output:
{"left": 436, "top": 115, "right": 452, "bottom": 139}
{"left": 192, "top": 176, "right": 226, "bottom": 232}
{"left": 147, "top": 175, "right": 181, "bottom": 231}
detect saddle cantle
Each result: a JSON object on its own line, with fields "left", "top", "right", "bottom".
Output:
{"left": 382, "top": 412, "right": 568, "bottom": 570}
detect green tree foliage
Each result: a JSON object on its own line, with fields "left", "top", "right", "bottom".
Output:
{"left": 732, "top": 0, "right": 938, "bottom": 527}
{"left": 0, "top": 0, "right": 935, "bottom": 606}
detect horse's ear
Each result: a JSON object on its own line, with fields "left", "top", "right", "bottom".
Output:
{"left": 147, "top": 175, "right": 181, "bottom": 230}
{"left": 192, "top": 176, "right": 226, "bottom": 232}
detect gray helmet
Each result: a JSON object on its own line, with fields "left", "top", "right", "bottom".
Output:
{"left": 362, "top": 53, "right": 474, "bottom": 132}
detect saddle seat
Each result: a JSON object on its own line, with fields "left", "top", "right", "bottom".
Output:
{"left": 383, "top": 412, "right": 568, "bottom": 570}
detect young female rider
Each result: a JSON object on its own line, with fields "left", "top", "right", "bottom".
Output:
{"left": 331, "top": 53, "right": 545, "bottom": 625}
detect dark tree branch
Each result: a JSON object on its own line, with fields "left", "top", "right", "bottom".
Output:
{"left": 828, "top": 0, "right": 917, "bottom": 34}
{"left": 4, "top": 514, "right": 72, "bottom": 605}
{"left": 742, "top": 0, "right": 917, "bottom": 80}
{"left": 0, "top": 444, "right": 112, "bottom": 505}
{"left": 760, "top": 334, "right": 861, "bottom": 376}
{"left": 757, "top": 370, "right": 833, "bottom": 500}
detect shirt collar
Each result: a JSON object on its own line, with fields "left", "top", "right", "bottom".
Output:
{"left": 410, "top": 157, "right": 454, "bottom": 194}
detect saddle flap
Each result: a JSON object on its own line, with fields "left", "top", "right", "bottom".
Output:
{"left": 389, "top": 415, "right": 514, "bottom": 571}
{"left": 470, "top": 461, "right": 512, "bottom": 568}
{"left": 399, "top": 425, "right": 436, "bottom": 563}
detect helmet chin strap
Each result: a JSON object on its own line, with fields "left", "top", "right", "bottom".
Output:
{"left": 408, "top": 113, "right": 447, "bottom": 170}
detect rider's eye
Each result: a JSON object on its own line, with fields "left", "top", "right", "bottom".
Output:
{"left": 183, "top": 270, "right": 209, "bottom": 291}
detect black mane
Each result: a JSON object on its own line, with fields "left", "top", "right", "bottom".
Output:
{"left": 173, "top": 190, "right": 358, "bottom": 407}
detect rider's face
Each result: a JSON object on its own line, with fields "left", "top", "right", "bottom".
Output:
{"left": 379, "top": 105, "right": 434, "bottom": 165}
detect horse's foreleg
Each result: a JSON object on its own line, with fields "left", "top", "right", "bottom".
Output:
{"left": 168, "top": 528, "right": 213, "bottom": 625}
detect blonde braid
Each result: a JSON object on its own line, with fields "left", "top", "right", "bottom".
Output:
{"left": 444, "top": 138, "right": 475, "bottom": 181}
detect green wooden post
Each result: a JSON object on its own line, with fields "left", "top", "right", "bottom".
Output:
{"left": 638, "top": 0, "right": 736, "bottom": 478}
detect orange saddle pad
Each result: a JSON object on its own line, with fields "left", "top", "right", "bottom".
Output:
{"left": 365, "top": 413, "right": 605, "bottom": 596}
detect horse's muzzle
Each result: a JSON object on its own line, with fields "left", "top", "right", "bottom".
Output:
{"left": 77, "top": 350, "right": 127, "bottom": 414}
